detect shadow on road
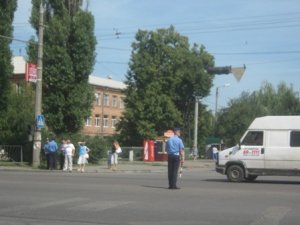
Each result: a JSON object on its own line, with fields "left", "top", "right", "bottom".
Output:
{"left": 141, "top": 185, "right": 169, "bottom": 190}
{"left": 204, "top": 178, "right": 300, "bottom": 185}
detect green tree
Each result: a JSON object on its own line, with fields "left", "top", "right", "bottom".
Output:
{"left": 0, "top": 0, "right": 17, "bottom": 112}
{"left": 0, "top": 82, "right": 35, "bottom": 146}
{"left": 216, "top": 81, "right": 300, "bottom": 146}
{"left": 28, "top": 0, "right": 96, "bottom": 134}
{"left": 118, "top": 26, "right": 214, "bottom": 145}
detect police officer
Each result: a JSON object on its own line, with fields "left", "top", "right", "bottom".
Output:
{"left": 166, "top": 128, "right": 185, "bottom": 189}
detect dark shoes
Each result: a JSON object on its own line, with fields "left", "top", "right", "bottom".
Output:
{"left": 168, "top": 186, "right": 181, "bottom": 190}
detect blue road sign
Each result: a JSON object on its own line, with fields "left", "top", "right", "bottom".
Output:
{"left": 36, "top": 114, "right": 45, "bottom": 129}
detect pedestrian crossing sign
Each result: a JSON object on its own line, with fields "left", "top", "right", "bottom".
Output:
{"left": 36, "top": 114, "right": 45, "bottom": 129}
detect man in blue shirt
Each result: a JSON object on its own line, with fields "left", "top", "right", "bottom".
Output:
{"left": 166, "top": 128, "right": 185, "bottom": 189}
{"left": 47, "top": 138, "right": 58, "bottom": 170}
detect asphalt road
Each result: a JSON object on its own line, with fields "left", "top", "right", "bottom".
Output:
{"left": 0, "top": 168, "right": 300, "bottom": 225}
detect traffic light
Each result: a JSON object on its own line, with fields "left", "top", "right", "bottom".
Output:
{"left": 207, "top": 66, "right": 232, "bottom": 75}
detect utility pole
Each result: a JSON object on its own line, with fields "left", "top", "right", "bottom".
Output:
{"left": 193, "top": 96, "right": 201, "bottom": 150}
{"left": 32, "top": 3, "right": 44, "bottom": 168}
{"left": 215, "top": 83, "right": 230, "bottom": 118}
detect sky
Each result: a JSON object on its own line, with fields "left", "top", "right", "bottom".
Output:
{"left": 11, "top": 0, "right": 300, "bottom": 112}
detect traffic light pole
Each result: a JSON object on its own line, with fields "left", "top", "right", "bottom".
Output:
{"left": 32, "top": 3, "right": 44, "bottom": 168}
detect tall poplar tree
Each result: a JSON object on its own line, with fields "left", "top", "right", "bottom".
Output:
{"left": 118, "top": 26, "right": 214, "bottom": 145}
{"left": 28, "top": 0, "right": 96, "bottom": 133}
{"left": 0, "top": 0, "right": 17, "bottom": 112}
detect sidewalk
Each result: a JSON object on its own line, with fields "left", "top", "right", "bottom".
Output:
{"left": 0, "top": 160, "right": 215, "bottom": 173}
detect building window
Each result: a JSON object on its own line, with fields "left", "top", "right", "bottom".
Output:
{"left": 104, "top": 94, "right": 109, "bottom": 106}
{"left": 85, "top": 116, "right": 92, "bottom": 126}
{"left": 112, "top": 96, "right": 118, "bottom": 108}
{"left": 95, "top": 115, "right": 101, "bottom": 127}
{"left": 112, "top": 116, "right": 117, "bottom": 128}
{"left": 95, "top": 93, "right": 101, "bottom": 106}
{"left": 290, "top": 131, "right": 300, "bottom": 147}
{"left": 120, "top": 97, "right": 125, "bottom": 109}
{"left": 103, "top": 115, "right": 109, "bottom": 128}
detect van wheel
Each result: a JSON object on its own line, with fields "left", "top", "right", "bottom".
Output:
{"left": 245, "top": 175, "right": 258, "bottom": 182}
{"left": 227, "top": 165, "right": 244, "bottom": 182}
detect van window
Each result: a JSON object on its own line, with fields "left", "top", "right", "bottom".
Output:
{"left": 241, "top": 131, "right": 263, "bottom": 146}
{"left": 290, "top": 131, "right": 300, "bottom": 147}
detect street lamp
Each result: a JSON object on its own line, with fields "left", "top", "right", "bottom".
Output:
{"left": 193, "top": 64, "right": 245, "bottom": 153}
{"left": 215, "top": 83, "right": 230, "bottom": 118}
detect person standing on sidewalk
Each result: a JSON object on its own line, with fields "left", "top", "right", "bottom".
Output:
{"left": 111, "top": 141, "right": 122, "bottom": 171}
{"left": 43, "top": 138, "right": 50, "bottom": 169}
{"left": 48, "top": 138, "right": 58, "bottom": 170}
{"left": 77, "top": 141, "right": 90, "bottom": 173}
{"left": 63, "top": 139, "right": 75, "bottom": 172}
{"left": 166, "top": 128, "right": 185, "bottom": 190}
{"left": 59, "top": 139, "right": 67, "bottom": 170}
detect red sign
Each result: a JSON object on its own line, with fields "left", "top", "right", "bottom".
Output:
{"left": 25, "top": 63, "right": 37, "bottom": 83}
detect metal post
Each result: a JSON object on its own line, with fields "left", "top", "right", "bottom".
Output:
{"left": 20, "top": 146, "right": 23, "bottom": 166}
{"left": 32, "top": 3, "right": 44, "bottom": 168}
{"left": 193, "top": 96, "right": 200, "bottom": 149}
{"left": 215, "top": 83, "right": 230, "bottom": 120}
{"left": 215, "top": 87, "right": 219, "bottom": 118}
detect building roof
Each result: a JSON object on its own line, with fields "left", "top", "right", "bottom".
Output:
{"left": 11, "top": 56, "right": 127, "bottom": 90}
{"left": 249, "top": 116, "right": 300, "bottom": 130}
{"left": 88, "top": 75, "right": 126, "bottom": 90}
{"left": 12, "top": 56, "right": 26, "bottom": 74}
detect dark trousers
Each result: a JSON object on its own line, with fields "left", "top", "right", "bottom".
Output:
{"left": 45, "top": 153, "right": 50, "bottom": 169}
{"left": 168, "top": 155, "right": 180, "bottom": 188}
{"left": 59, "top": 154, "right": 65, "bottom": 170}
{"left": 48, "top": 152, "right": 56, "bottom": 170}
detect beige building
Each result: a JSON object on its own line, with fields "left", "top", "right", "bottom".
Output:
{"left": 84, "top": 76, "right": 126, "bottom": 136}
{"left": 11, "top": 56, "right": 126, "bottom": 136}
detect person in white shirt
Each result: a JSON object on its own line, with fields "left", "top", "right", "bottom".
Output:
{"left": 212, "top": 146, "right": 219, "bottom": 161}
{"left": 63, "top": 139, "right": 75, "bottom": 172}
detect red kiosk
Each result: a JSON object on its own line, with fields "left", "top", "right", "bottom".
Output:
{"left": 143, "top": 130, "right": 174, "bottom": 162}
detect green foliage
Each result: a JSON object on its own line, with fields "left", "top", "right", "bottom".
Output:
{"left": 216, "top": 81, "right": 300, "bottom": 146}
{"left": 28, "top": 0, "right": 96, "bottom": 134}
{"left": 0, "top": 82, "right": 35, "bottom": 145}
{"left": 0, "top": 0, "right": 17, "bottom": 112}
{"left": 118, "top": 26, "right": 214, "bottom": 145}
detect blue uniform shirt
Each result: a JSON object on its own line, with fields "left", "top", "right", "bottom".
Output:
{"left": 166, "top": 135, "right": 184, "bottom": 156}
{"left": 48, "top": 140, "right": 58, "bottom": 153}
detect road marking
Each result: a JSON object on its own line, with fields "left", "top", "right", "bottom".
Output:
{"left": 249, "top": 206, "right": 291, "bottom": 225}
{"left": 69, "top": 200, "right": 134, "bottom": 212}
{"left": 0, "top": 198, "right": 86, "bottom": 214}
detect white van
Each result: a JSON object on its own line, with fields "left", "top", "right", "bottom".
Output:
{"left": 216, "top": 116, "right": 300, "bottom": 182}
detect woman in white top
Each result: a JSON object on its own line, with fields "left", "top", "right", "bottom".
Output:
{"left": 111, "top": 141, "right": 122, "bottom": 171}
{"left": 63, "top": 139, "right": 75, "bottom": 172}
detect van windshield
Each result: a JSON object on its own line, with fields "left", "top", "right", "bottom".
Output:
{"left": 241, "top": 131, "right": 263, "bottom": 146}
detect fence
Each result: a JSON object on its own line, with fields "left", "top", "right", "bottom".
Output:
{"left": 119, "top": 147, "right": 194, "bottom": 161}
{"left": 0, "top": 145, "right": 23, "bottom": 164}
{"left": 119, "top": 146, "right": 143, "bottom": 161}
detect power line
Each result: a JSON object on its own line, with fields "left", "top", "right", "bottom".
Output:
{"left": 213, "top": 50, "right": 300, "bottom": 56}
{"left": 0, "top": 34, "right": 36, "bottom": 44}
{"left": 95, "top": 60, "right": 128, "bottom": 65}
